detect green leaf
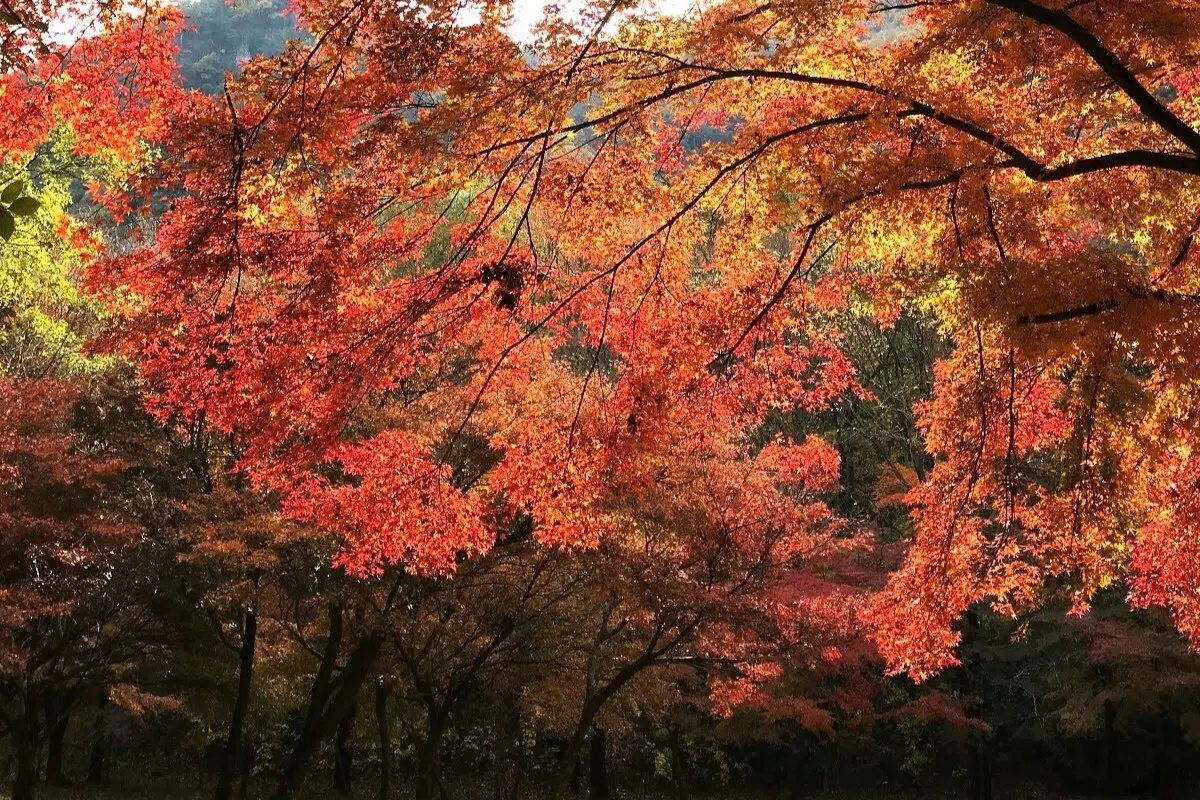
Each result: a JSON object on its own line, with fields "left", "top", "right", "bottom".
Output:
{"left": 0, "top": 207, "right": 16, "bottom": 241}
{"left": 1, "top": 181, "right": 24, "bottom": 204}
{"left": 8, "top": 196, "right": 39, "bottom": 217}
{"left": 0, "top": 10, "right": 21, "bottom": 25}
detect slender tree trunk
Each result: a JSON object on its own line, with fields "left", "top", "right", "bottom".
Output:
{"left": 271, "top": 622, "right": 382, "bottom": 800}
{"left": 45, "top": 724, "right": 65, "bottom": 786}
{"left": 271, "top": 716, "right": 325, "bottom": 799}
{"left": 415, "top": 709, "right": 445, "bottom": 800}
{"left": 967, "top": 741, "right": 993, "bottom": 800}
{"left": 86, "top": 693, "right": 108, "bottom": 787}
{"left": 962, "top": 610, "right": 992, "bottom": 800}
{"left": 569, "top": 756, "right": 581, "bottom": 796}
{"left": 588, "top": 728, "right": 610, "bottom": 799}
{"left": 333, "top": 700, "right": 357, "bottom": 795}
{"left": 10, "top": 702, "right": 38, "bottom": 800}
{"left": 822, "top": 737, "right": 837, "bottom": 794}
{"left": 43, "top": 691, "right": 72, "bottom": 786}
{"left": 1102, "top": 698, "right": 1119, "bottom": 785}
{"left": 510, "top": 734, "right": 524, "bottom": 800}
{"left": 558, "top": 691, "right": 618, "bottom": 793}
{"left": 554, "top": 646, "right": 668, "bottom": 793}
{"left": 980, "top": 746, "right": 993, "bottom": 800}
{"left": 273, "top": 605, "right": 344, "bottom": 800}
{"left": 375, "top": 682, "right": 391, "bottom": 800}
{"left": 492, "top": 692, "right": 521, "bottom": 800}
{"left": 833, "top": 404, "right": 858, "bottom": 513}
{"left": 668, "top": 727, "right": 686, "bottom": 800}
{"left": 12, "top": 738, "right": 36, "bottom": 800}
{"left": 216, "top": 608, "right": 258, "bottom": 800}
{"left": 557, "top": 706, "right": 595, "bottom": 793}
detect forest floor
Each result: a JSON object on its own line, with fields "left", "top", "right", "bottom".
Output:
{"left": 0, "top": 782, "right": 1168, "bottom": 800}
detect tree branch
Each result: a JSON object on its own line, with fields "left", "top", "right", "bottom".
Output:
{"left": 986, "top": 0, "right": 1200, "bottom": 155}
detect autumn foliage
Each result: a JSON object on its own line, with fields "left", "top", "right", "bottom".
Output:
{"left": 7, "top": 0, "right": 1200, "bottom": 795}
{"left": 91, "top": 0, "right": 1200, "bottom": 677}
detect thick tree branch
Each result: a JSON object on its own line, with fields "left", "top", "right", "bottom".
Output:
{"left": 1017, "top": 298, "right": 1120, "bottom": 324}
{"left": 474, "top": 60, "right": 1200, "bottom": 180}
{"left": 1018, "top": 149, "right": 1200, "bottom": 179}
{"left": 986, "top": 0, "right": 1200, "bottom": 155}
{"left": 1017, "top": 288, "right": 1200, "bottom": 324}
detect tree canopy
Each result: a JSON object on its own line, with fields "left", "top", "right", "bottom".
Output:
{"left": 7, "top": 0, "right": 1200, "bottom": 798}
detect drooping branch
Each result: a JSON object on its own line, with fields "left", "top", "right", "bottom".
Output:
{"left": 490, "top": 59, "right": 1200, "bottom": 181}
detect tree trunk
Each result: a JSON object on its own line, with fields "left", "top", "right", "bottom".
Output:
{"left": 588, "top": 728, "right": 610, "bottom": 799}
{"left": 554, "top": 646, "right": 667, "bottom": 793}
{"left": 375, "top": 682, "right": 391, "bottom": 800}
{"left": 86, "top": 693, "right": 108, "bottom": 787}
{"left": 10, "top": 704, "right": 38, "bottom": 800}
{"left": 967, "top": 741, "right": 993, "bottom": 800}
{"left": 333, "top": 700, "right": 357, "bottom": 795}
{"left": 43, "top": 691, "right": 72, "bottom": 786}
{"left": 12, "top": 741, "right": 36, "bottom": 800}
{"left": 270, "top": 625, "right": 382, "bottom": 800}
{"left": 961, "top": 610, "right": 992, "bottom": 800}
{"left": 557, "top": 694, "right": 612, "bottom": 794}
{"left": 667, "top": 726, "right": 686, "bottom": 800}
{"left": 822, "top": 737, "right": 837, "bottom": 794}
{"left": 568, "top": 754, "right": 581, "bottom": 796}
{"left": 216, "top": 608, "right": 258, "bottom": 800}
{"left": 1102, "top": 697, "right": 1119, "bottom": 785}
{"left": 557, "top": 711, "right": 593, "bottom": 793}
{"left": 833, "top": 404, "right": 858, "bottom": 513}
{"left": 415, "top": 709, "right": 445, "bottom": 800}
{"left": 492, "top": 692, "right": 521, "bottom": 800}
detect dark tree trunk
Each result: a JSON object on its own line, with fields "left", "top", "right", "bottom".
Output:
{"left": 271, "top": 659, "right": 377, "bottom": 799}
{"left": 833, "top": 404, "right": 858, "bottom": 513}
{"left": 216, "top": 608, "right": 258, "bottom": 800}
{"left": 85, "top": 695, "right": 108, "bottom": 786}
{"left": 10, "top": 702, "right": 38, "bottom": 800}
{"left": 86, "top": 693, "right": 108, "bottom": 788}
{"left": 667, "top": 727, "right": 686, "bottom": 800}
{"left": 375, "top": 682, "right": 391, "bottom": 800}
{"left": 568, "top": 754, "right": 582, "bottom": 796}
{"left": 12, "top": 740, "right": 36, "bottom": 800}
{"left": 822, "top": 737, "right": 837, "bottom": 793}
{"left": 43, "top": 691, "right": 72, "bottom": 786}
{"left": 273, "top": 604, "right": 344, "bottom": 800}
{"left": 492, "top": 692, "right": 521, "bottom": 800}
{"left": 588, "top": 728, "right": 610, "bottom": 799}
{"left": 415, "top": 709, "right": 445, "bottom": 800}
{"left": 510, "top": 733, "right": 524, "bottom": 800}
{"left": 554, "top": 644, "right": 673, "bottom": 794}
{"left": 558, "top": 697, "right": 610, "bottom": 794}
{"left": 961, "top": 609, "right": 992, "bottom": 800}
{"left": 1102, "top": 698, "right": 1119, "bottom": 784}
{"left": 968, "top": 742, "right": 993, "bottom": 800}
{"left": 558, "top": 705, "right": 596, "bottom": 793}
{"left": 270, "top": 608, "right": 382, "bottom": 800}
{"left": 333, "top": 700, "right": 357, "bottom": 795}
{"left": 45, "top": 723, "right": 66, "bottom": 786}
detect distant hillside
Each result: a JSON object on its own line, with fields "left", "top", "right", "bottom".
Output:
{"left": 176, "top": 0, "right": 299, "bottom": 93}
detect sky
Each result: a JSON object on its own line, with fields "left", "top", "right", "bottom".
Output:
{"left": 503, "top": 0, "right": 702, "bottom": 42}
{"left": 56, "top": 0, "right": 707, "bottom": 52}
